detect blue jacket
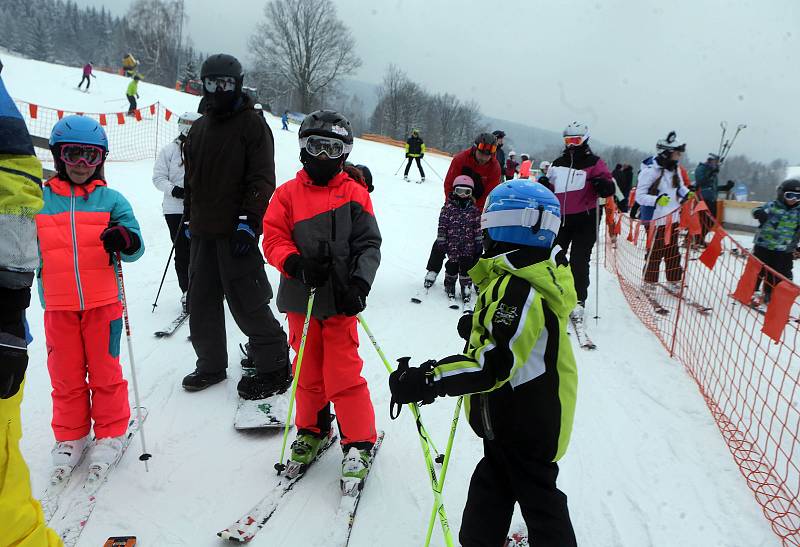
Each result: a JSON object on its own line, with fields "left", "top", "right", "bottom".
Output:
{"left": 753, "top": 200, "right": 800, "bottom": 252}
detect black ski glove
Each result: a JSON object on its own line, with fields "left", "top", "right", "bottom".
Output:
{"left": 589, "top": 177, "right": 615, "bottom": 198}
{"left": 722, "top": 180, "right": 735, "bottom": 192}
{"left": 389, "top": 358, "right": 437, "bottom": 408}
{"left": 231, "top": 217, "right": 258, "bottom": 257}
{"left": 284, "top": 254, "right": 331, "bottom": 288}
{"left": 171, "top": 185, "right": 185, "bottom": 199}
{"left": 753, "top": 209, "right": 768, "bottom": 224}
{"left": 338, "top": 278, "right": 370, "bottom": 317}
{"left": 457, "top": 312, "right": 473, "bottom": 342}
{"left": 100, "top": 225, "right": 141, "bottom": 254}
{"left": 0, "top": 332, "right": 28, "bottom": 399}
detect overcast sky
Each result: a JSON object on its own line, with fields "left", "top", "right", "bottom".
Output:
{"left": 85, "top": 0, "right": 798, "bottom": 163}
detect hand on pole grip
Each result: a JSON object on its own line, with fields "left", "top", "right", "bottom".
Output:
{"left": 389, "top": 357, "right": 411, "bottom": 419}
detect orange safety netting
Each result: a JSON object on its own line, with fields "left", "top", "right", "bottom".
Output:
{"left": 14, "top": 99, "right": 179, "bottom": 163}
{"left": 603, "top": 198, "right": 800, "bottom": 545}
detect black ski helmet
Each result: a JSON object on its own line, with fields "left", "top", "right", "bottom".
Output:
{"left": 492, "top": 129, "right": 506, "bottom": 139}
{"left": 299, "top": 110, "right": 353, "bottom": 145}
{"left": 777, "top": 179, "right": 800, "bottom": 201}
{"left": 200, "top": 54, "right": 244, "bottom": 94}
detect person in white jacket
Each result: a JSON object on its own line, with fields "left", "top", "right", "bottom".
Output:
{"left": 635, "top": 131, "right": 694, "bottom": 292}
{"left": 152, "top": 112, "right": 201, "bottom": 312}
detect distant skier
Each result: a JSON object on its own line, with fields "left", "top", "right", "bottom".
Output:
{"left": 38, "top": 115, "right": 145, "bottom": 476}
{"left": 538, "top": 160, "right": 553, "bottom": 190}
{"left": 263, "top": 110, "right": 382, "bottom": 487}
{"left": 0, "top": 59, "right": 62, "bottom": 547}
{"left": 422, "top": 132, "right": 501, "bottom": 290}
{"left": 505, "top": 150, "right": 519, "bottom": 180}
{"left": 751, "top": 179, "right": 800, "bottom": 303}
{"left": 431, "top": 175, "right": 483, "bottom": 304}
{"left": 518, "top": 153, "right": 532, "bottom": 179}
{"left": 613, "top": 163, "right": 634, "bottom": 212}
{"left": 77, "top": 62, "right": 95, "bottom": 91}
{"left": 694, "top": 153, "right": 734, "bottom": 241}
{"left": 546, "top": 121, "right": 614, "bottom": 324}
{"left": 635, "top": 131, "right": 693, "bottom": 293}
{"left": 390, "top": 180, "right": 578, "bottom": 547}
{"left": 182, "top": 54, "right": 289, "bottom": 396}
{"left": 403, "top": 129, "right": 426, "bottom": 182}
{"left": 152, "top": 111, "right": 201, "bottom": 313}
{"left": 122, "top": 53, "right": 138, "bottom": 77}
{"left": 281, "top": 110, "right": 289, "bottom": 130}
{"left": 492, "top": 129, "right": 506, "bottom": 180}
{"left": 126, "top": 75, "right": 140, "bottom": 115}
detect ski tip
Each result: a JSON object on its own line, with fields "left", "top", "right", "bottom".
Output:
{"left": 410, "top": 298, "right": 422, "bottom": 304}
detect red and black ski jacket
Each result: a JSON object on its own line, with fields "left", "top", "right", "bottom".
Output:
{"left": 443, "top": 148, "right": 502, "bottom": 209}
{"left": 262, "top": 169, "right": 382, "bottom": 319}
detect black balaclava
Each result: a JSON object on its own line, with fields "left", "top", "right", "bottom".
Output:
{"left": 209, "top": 87, "right": 238, "bottom": 113}
{"left": 301, "top": 149, "right": 344, "bottom": 186}
{"left": 656, "top": 151, "right": 678, "bottom": 171}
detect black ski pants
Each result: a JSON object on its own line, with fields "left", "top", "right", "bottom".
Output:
{"left": 188, "top": 237, "right": 288, "bottom": 376}
{"left": 425, "top": 242, "right": 476, "bottom": 279}
{"left": 126, "top": 94, "right": 136, "bottom": 114}
{"left": 404, "top": 157, "right": 425, "bottom": 178}
{"left": 164, "top": 214, "right": 190, "bottom": 293}
{"left": 554, "top": 208, "right": 598, "bottom": 305}
{"left": 78, "top": 75, "right": 90, "bottom": 90}
{"left": 753, "top": 245, "right": 794, "bottom": 302}
{"left": 460, "top": 439, "right": 577, "bottom": 547}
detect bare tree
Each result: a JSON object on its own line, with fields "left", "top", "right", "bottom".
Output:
{"left": 249, "top": 0, "right": 361, "bottom": 113}
{"left": 124, "top": 0, "right": 183, "bottom": 86}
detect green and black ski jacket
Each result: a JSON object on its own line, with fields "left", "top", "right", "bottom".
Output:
{"left": 431, "top": 248, "right": 578, "bottom": 462}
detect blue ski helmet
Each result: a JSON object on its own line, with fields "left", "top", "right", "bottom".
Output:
{"left": 481, "top": 180, "right": 561, "bottom": 248}
{"left": 49, "top": 115, "right": 108, "bottom": 151}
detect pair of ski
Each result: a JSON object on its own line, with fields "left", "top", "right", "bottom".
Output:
{"left": 41, "top": 409, "right": 148, "bottom": 547}
{"left": 153, "top": 310, "right": 189, "bottom": 338}
{"left": 642, "top": 284, "right": 713, "bottom": 316}
{"left": 218, "top": 431, "right": 384, "bottom": 544}
{"left": 568, "top": 316, "right": 596, "bottom": 351}
{"left": 411, "top": 287, "right": 475, "bottom": 313}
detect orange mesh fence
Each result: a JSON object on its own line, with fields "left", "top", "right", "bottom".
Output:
{"left": 603, "top": 198, "right": 800, "bottom": 545}
{"left": 14, "top": 99, "right": 179, "bottom": 163}
{"left": 359, "top": 133, "right": 452, "bottom": 157}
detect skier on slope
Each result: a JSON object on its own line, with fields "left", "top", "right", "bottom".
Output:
{"left": 431, "top": 175, "right": 483, "bottom": 304}
{"left": 421, "top": 132, "right": 501, "bottom": 290}
{"left": 751, "top": 179, "right": 800, "bottom": 304}
{"left": 126, "top": 75, "right": 140, "bottom": 116}
{"left": 151, "top": 112, "right": 201, "bottom": 314}
{"left": 262, "top": 110, "right": 382, "bottom": 487}
{"left": 181, "top": 54, "right": 289, "bottom": 396}
{"left": 0, "top": 59, "right": 62, "bottom": 547}
{"left": 635, "top": 131, "right": 694, "bottom": 294}
{"left": 403, "top": 128, "right": 426, "bottom": 182}
{"left": 389, "top": 180, "right": 578, "bottom": 547}
{"left": 538, "top": 160, "right": 553, "bottom": 190}
{"left": 546, "top": 121, "right": 615, "bottom": 325}
{"left": 38, "top": 115, "right": 145, "bottom": 477}
{"left": 518, "top": 153, "right": 533, "bottom": 179}
{"left": 505, "top": 150, "right": 519, "bottom": 180}
{"left": 78, "top": 61, "right": 95, "bottom": 91}
{"left": 493, "top": 130, "right": 506, "bottom": 181}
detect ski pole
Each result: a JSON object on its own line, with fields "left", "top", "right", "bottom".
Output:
{"left": 394, "top": 158, "right": 407, "bottom": 176}
{"left": 356, "top": 314, "right": 443, "bottom": 460}
{"left": 594, "top": 203, "right": 601, "bottom": 322}
{"left": 717, "top": 121, "right": 727, "bottom": 157}
{"left": 721, "top": 124, "right": 746, "bottom": 162}
{"left": 424, "top": 395, "right": 462, "bottom": 547}
{"left": 422, "top": 158, "right": 443, "bottom": 181}
{"left": 114, "top": 253, "right": 152, "bottom": 471}
{"left": 151, "top": 212, "right": 184, "bottom": 312}
{"left": 275, "top": 288, "right": 315, "bottom": 475}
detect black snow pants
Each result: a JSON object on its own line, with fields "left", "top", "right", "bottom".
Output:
{"left": 165, "top": 214, "right": 190, "bottom": 293}
{"left": 753, "top": 245, "right": 794, "bottom": 302}
{"left": 126, "top": 94, "right": 136, "bottom": 114}
{"left": 78, "top": 75, "right": 90, "bottom": 89}
{"left": 554, "top": 208, "right": 599, "bottom": 305}
{"left": 404, "top": 157, "right": 425, "bottom": 179}
{"left": 459, "top": 439, "right": 577, "bottom": 547}
{"left": 188, "top": 237, "right": 288, "bottom": 375}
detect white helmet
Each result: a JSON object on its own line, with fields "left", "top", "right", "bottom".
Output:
{"left": 563, "top": 121, "right": 590, "bottom": 147}
{"left": 656, "top": 130, "right": 686, "bottom": 153}
{"left": 509, "top": 150, "right": 517, "bottom": 157}
{"left": 539, "top": 160, "right": 551, "bottom": 172}
{"left": 178, "top": 112, "right": 202, "bottom": 136}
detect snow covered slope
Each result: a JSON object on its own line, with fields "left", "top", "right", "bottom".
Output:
{"left": 1, "top": 51, "right": 779, "bottom": 546}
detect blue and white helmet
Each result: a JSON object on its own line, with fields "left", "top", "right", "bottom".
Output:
{"left": 481, "top": 180, "right": 561, "bottom": 248}
{"left": 49, "top": 115, "right": 108, "bottom": 150}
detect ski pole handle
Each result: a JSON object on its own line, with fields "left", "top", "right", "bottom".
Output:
{"left": 389, "top": 357, "right": 411, "bottom": 420}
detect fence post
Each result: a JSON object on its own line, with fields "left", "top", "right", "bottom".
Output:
{"left": 669, "top": 226, "right": 691, "bottom": 357}
{"left": 154, "top": 101, "right": 160, "bottom": 160}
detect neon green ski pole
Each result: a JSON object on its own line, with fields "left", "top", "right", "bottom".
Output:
{"left": 424, "top": 396, "right": 462, "bottom": 546}
{"left": 357, "top": 314, "right": 454, "bottom": 546}
{"left": 274, "top": 288, "right": 315, "bottom": 474}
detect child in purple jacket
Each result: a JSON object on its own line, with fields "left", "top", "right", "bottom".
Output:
{"left": 434, "top": 175, "right": 483, "bottom": 304}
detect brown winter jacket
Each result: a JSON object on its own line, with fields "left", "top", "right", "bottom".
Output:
{"left": 183, "top": 95, "right": 275, "bottom": 237}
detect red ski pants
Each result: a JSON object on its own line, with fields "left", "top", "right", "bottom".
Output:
{"left": 287, "top": 312, "right": 376, "bottom": 445}
{"left": 44, "top": 301, "right": 130, "bottom": 441}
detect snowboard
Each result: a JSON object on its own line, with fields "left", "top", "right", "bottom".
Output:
{"left": 234, "top": 367, "right": 289, "bottom": 430}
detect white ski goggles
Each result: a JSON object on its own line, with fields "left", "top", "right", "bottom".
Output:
{"left": 300, "top": 135, "right": 352, "bottom": 159}
{"left": 203, "top": 76, "right": 236, "bottom": 93}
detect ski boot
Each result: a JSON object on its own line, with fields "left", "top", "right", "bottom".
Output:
{"left": 423, "top": 270, "right": 437, "bottom": 289}
{"left": 341, "top": 443, "right": 374, "bottom": 496}
{"left": 666, "top": 281, "right": 683, "bottom": 294}
{"left": 182, "top": 369, "right": 226, "bottom": 392}
{"left": 444, "top": 274, "right": 457, "bottom": 300}
{"left": 50, "top": 435, "right": 90, "bottom": 485}
{"left": 420, "top": 176, "right": 425, "bottom": 183}
{"left": 88, "top": 435, "right": 126, "bottom": 482}
{"left": 181, "top": 292, "right": 188, "bottom": 314}
{"left": 403, "top": 175, "right": 409, "bottom": 182}
{"left": 286, "top": 429, "right": 330, "bottom": 478}
{"left": 569, "top": 302, "right": 585, "bottom": 325}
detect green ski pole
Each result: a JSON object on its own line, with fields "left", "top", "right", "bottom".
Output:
{"left": 356, "top": 314, "right": 454, "bottom": 546}
{"left": 424, "top": 396, "right": 462, "bottom": 546}
{"left": 274, "top": 288, "right": 315, "bottom": 474}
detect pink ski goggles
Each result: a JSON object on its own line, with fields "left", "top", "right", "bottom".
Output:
{"left": 60, "top": 144, "right": 105, "bottom": 167}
